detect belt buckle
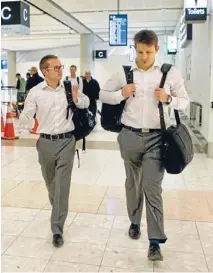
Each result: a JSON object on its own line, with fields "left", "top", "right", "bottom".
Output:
{"left": 50, "top": 134, "right": 59, "bottom": 141}
{"left": 141, "top": 128, "right": 150, "bottom": 133}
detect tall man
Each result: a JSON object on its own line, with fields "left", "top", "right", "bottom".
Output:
{"left": 100, "top": 30, "right": 189, "bottom": 261}
{"left": 19, "top": 55, "right": 89, "bottom": 247}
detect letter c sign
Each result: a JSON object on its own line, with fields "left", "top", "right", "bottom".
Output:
{"left": 98, "top": 51, "right": 104, "bottom": 58}
{"left": 23, "top": 8, "right": 28, "bottom": 21}
{"left": 1, "top": 6, "right": 12, "bottom": 20}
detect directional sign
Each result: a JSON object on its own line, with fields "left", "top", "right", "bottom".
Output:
{"left": 94, "top": 50, "right": 107, "bottom": 59}
{"left": 184, "top": 0, "right": 207, "bottom": 22}
{"left": 109, "top": 14, "right": 127, "bottom": 46}
{"left": 1, "top": 0, "right": 30, "bottom": 35}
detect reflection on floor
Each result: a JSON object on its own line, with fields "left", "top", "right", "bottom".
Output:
{"left": 1, "top": 120, "right": 213, "bottom": 272}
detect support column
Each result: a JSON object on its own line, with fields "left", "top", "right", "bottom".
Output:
{"left": 7, "top": 51, "right": 16, "bottom": 86}
{"left": 80, "top": 34, "right": 94, "bottom": 76}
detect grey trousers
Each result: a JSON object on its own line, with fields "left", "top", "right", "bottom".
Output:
{"left": 118, "top": 127, "right": 167, "bottom": 243}
{"left": 36, "top": 136, "right": 76, "bottom": 235}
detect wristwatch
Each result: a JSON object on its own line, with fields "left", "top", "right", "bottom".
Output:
{"left": 165, "top": 95, "right": 172, "bottom": 105}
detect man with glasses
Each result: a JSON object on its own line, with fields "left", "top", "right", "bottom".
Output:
{"left": 19, "top": 55, "right": 89, "bottom": 248}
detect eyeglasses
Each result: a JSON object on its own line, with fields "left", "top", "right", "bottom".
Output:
{"left": 46, "top": 65, "right": 64, "bottom": 72}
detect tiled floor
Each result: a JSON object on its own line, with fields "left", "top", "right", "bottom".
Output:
{"left": 1, "top": 119, "right": 213, "bottom": 272}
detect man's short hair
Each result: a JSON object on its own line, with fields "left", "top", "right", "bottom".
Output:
{"left": 134, "top": 30, "right": 158, "bottom": 47}
{"left": 39, "top": 55, "right": 58, "bottom": 71}
{"left": 70, "top": 65, "right": 77, "bottom": 69}
{"left": 16, "top": 73, "right": 21, "bottom": 77}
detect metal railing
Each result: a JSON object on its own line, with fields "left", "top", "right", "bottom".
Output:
{"left": 1, "top": 85, "right": 17, "bottom": 103}
{"left": 190, "top": 101, "right": 202, "bottom": 131}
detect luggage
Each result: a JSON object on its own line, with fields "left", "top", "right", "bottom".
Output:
{"left": 100, "top": 65, "right": 133, "bottom": 132}
{"left": 64, "top": 80, "right": 96, "bottom": 141}
{"left": 158, "top": 64, "right": 194, "bottom": 174}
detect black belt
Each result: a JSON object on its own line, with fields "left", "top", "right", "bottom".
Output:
{"left": 40, "top": 131, "right": 74, "bottom": 140}
{"left": 123, "top": 125, "right": 161, "bottom": 133}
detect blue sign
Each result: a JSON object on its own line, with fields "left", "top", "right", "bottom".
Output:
{"left": 109, "top": 14, "right": 127, "bottom": 46}
{"left": 1, "top": 60, "right": 8, "bottom": 70}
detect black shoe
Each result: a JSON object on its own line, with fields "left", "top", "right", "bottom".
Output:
{"left": 148, "top": 244, "right": 163, "bottom": 261}
{"left": 52, "top": 234, "right": 64, "bottom": 248}
{"left": 128, "top": 223, "right": 141, "bottom": 240}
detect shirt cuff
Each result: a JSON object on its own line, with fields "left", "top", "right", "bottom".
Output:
{"left": 75, "top": 96, "right": 89, "bottom": 109}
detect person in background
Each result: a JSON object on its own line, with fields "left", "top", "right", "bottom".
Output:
{"left": 66, "top": 65, "right": 83, "bottom": 92}
{"left": 16, "top": 73, "right": 26, "bottom": 112}
{"left": 19, "top": 55, "right": 89, "bottom": 248}
{"left": 83, "top": 70, "right": 100, "bottom": 118}
{"left": 26, "top": 66, "right": 44, "bottom": 95}
{"left": 81, "top": 71, "right": 100, "bottom": 153}
{"left": 25, "top": 72, "right": 31, "bottom": 93}
{"left": 26, "top": 72, "right": 31, "bottom": 81}
{"left": 25, "top": 67, "right": 44, "bottom": 123}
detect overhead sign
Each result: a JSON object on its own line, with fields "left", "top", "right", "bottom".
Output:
{"left": 184, "top": 0, "right": 207, "bottom": 22}
{"left": 109, "top": 14, "right": 127, "bottom": 46}
{"left": 94, "top": 50, "right": 107, "bottom": 59}
{"left": 167, "top": 36, "right": 177, "bottom": 55}
{"left": 1, "top": 0, "right": 30, "bottom": 35}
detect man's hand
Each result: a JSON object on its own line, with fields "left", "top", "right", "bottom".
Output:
{"left": 154, "top": 88, "right": 169, "bottom": 103}
{"left": 122, "top": 84, "right": 136, "bottom": 98}
{"left": 72, "top": 85, "right": 78, "bottom": 103}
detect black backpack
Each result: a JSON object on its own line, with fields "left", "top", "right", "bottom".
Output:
{"left": 159, "top": 64, "right": 194, "bottom": 174}
{"left": 63, "top": 80, "right": 96, "bottom": 141}
{"left": 100, "top": 65, "right": 133, "bottom": 132}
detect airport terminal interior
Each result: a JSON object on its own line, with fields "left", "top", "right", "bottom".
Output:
{"left": 1, "top": 0, "right": 213, "bottom": 272}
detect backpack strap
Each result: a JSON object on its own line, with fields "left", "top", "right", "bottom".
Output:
{"left": 77, "top": 77, "right": 80, "bottom": 85}
{"left": 123, "top": 65, "right": 133, "bottom": 84}
{"left": 63, "top": 80, "right": 78, "bottom": 119}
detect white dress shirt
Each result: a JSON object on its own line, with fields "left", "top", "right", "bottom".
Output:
{"left": 19, "top": 80, "right": 89, "bottom": 134}
{"left": 100, "top": 61, "right": 189, "bottom": 129}
{"left": 67, "top": 76, "right": 83, "bottom": 93}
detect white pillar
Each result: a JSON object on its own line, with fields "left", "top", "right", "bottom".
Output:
{"left": 80, "top": 34, "right": 94, "bottom": 76}
{"left": 7, "top": 51, "right": 16, "bottom": 86}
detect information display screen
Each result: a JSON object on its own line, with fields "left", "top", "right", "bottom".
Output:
{"left": 109, "top": 14, "right": 127, "bottom": 46}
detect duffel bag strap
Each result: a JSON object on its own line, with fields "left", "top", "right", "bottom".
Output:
{"left": 158, "top": 64, "right": 172, "bottom": 131}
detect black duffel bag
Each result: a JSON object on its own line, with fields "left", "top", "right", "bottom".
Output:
{"left": 159, "top": 64, "right": 194, "bottom": 174}
{"left": 64, "top": 80, "right": 96, "bottom": 141}
{"left": 101, "top": 65, "right": 133, "bottom": 132}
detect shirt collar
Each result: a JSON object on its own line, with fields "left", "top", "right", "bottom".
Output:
{"left": 131, "top": 60, "right": 161, "bottom": 71}
{"left": 41, "top": 80, "right": 64, "bottom": 90}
